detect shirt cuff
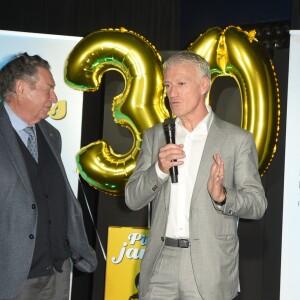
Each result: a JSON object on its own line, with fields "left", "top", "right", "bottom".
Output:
{"left": 155, "top": 162, "right": 169, "bottom": 180}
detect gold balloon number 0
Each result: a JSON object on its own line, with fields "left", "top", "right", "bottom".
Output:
{"left": 189, "top": 26, "right": 279, "bottom": 176}
{"left": 65, "top": 26, "right": 279, "bottom": 196}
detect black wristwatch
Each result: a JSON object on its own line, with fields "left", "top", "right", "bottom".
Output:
{"left": 213, "top": 186, "right": 227, "bottom": 206}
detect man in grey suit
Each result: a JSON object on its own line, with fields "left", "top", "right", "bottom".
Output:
{"left": 0, "top": 53, "right": 97, "bottom": 300}
{"left": 125, "top": 51, "right": 267, "bottom": 300}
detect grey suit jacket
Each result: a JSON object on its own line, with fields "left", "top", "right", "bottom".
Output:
{"left": 125, "top": 113, "right": 267, "bottom": 300}
{"left": 0, "top": 103, "right": 97, "bottom": 299}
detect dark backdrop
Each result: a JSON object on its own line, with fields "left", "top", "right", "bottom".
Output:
{"left": 0, "top": 1, "right": 299, "bottom": 299}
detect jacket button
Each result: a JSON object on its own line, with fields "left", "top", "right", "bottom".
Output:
{"left": 32, "top": 204, "right": 36, "bottom": 209}
{"left": 161, "top": 237, "right": 164, "bottom": 241}
{"left": 29, "top": 234, "right": 34, "bottom": 239}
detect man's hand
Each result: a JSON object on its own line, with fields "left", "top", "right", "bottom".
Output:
{"left": 208, "top": 154, "right": 226, "bottom": 203}
{"left": 158, "top": 144, "right": 185, "bottom": 174}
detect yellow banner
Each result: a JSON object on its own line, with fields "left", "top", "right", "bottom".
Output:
{"left": 105, "top": 226, "right": 149, "bottom": 300}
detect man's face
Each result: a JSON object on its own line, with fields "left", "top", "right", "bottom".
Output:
{"left": 163, "top": 62, "right": 209, "bottom": 120}
{"left": 19, "top": 67, "right": 58, "bottom": 124}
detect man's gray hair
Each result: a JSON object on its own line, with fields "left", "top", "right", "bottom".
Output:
{"left": 163, "top": 50, "right": 211, "bottom": 80}
{"left": 0, "top": 52, "right": 50, "bottom": 101}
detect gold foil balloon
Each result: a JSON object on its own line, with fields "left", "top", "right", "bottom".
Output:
{"left": 65, "top": 28, "right": 168, "bottom": 195}
{"left": 189, "top": 26, "right": 280, "bottom": 176}
{"left": 65, "top": 25, "right": 279, "bottom": 195}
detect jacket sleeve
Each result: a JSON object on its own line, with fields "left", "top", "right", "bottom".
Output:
{"left": 216, "top": 131, "right": 267, "bottom": 220}
{"left": 125, "top": 128, "right": 167, "bottom": 211}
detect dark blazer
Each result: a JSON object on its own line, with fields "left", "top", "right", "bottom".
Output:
{"left": 125, "top": 113, "right": 267, "bottom": 300}
{"left": 0, "top": 102, "right": 97, "bottom": 299}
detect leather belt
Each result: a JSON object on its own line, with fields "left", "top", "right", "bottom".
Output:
{"left": 165, "top": 237, "right": 190, "bottom": 248}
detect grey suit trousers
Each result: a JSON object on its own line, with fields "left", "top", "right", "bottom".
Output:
{"left": 141, "top": 246, "right": 239, "bottom": 300}
{"left": 142, "top": 246, "right": 204, "bottom": 300}
{"left": 12, "top": 259, "right": 71, "bottom": 300}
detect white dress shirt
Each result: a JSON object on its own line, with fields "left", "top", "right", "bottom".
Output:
{"left": 157, "top": 105, "right": 214, "bottom": 239}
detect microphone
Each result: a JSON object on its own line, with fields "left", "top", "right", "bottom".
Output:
{"left": 163, "top": 118, "right": 178, "bottom": 183}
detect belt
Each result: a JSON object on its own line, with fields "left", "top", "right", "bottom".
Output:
{"left": 164, "top": 237, "right": 190, "bottom": 248}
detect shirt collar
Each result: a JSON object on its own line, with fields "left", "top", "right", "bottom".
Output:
{"left": 3, "top": 101, "right": 29, "bottom": 132}
{"left": 176, "top": 104, "right": 214, "bottom": 133}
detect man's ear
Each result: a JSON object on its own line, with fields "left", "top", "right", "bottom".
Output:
{"left": 201, "top": 76, "right": 211, "bottom": 95}
{"left": 15, "top": 80, "right": 25, "bottom": 97}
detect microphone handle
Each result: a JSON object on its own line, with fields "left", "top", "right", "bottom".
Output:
{"left": 169, "top": 166, "right": 178, "bottom": 183}
{"left": 164, "top": 122, "right": 178, "bottom": 183}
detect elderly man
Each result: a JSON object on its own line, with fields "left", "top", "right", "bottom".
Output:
{"left": 0, "top": 52, "right": 97, "bottom": 300}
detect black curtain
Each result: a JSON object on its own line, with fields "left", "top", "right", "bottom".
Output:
{"left": 291, "top": 0, "right": 300, "bottom": 28}
{"left": 0, "top": 0, "right": 180, "bottom": 50}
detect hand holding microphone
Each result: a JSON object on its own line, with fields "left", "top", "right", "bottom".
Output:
{"left": 162, "top": 118, "right": 184, "bottom": 183}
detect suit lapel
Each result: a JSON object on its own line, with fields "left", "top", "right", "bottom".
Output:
{"left": 153, "top": 124, "right": 172, "bottom": 209}
{"left": 37, "top": 121, "right": 66, "bottom": 179}
{"left": 37, "top": 121, "right": 59, "bottom": 156}
{"left": 0, "top": 103, "right": 34, "bottom": 199}
{"left": 191, "top": 115, "right": 228, "bottom": 204}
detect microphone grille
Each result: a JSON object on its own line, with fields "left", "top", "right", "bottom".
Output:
{"left": 163, "top": 117, "right": 175, "bottom": 128}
